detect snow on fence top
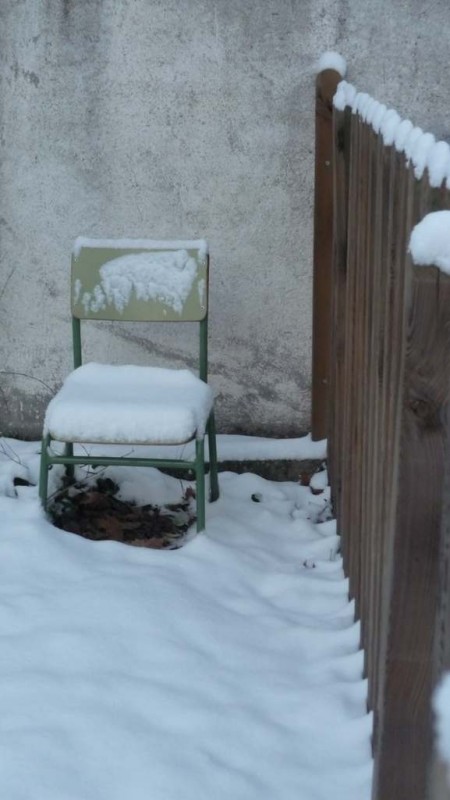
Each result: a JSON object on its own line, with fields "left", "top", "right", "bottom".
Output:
{"left": 332, "top": 80, "right": 450, "bottom": 189}
{"left": 316, "top": 51, "right": 347, "bottom": 77}
{"left": 409, "top": 210, "right": 450, "bottom": 273}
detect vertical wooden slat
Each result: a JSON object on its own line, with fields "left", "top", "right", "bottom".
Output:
{"left": 340, "top": 109, "right": 361, "bottom": 592}
{"left": 364, "top": 127, "right": 384, "bottom": 710}
{"left": 342, "top": 109, "right": 360, "bottom": 598}
{"left": 353, "top": 116, "right": 372, "bottom": 628}
{"left": 360, "top": 126, "right": 382, "bottom": 700}
{"left": 311, "top": 68, "right": 342, "bottom": 441}
{"left": 328, "top": 105, "right": 351, "bottom": 516}
{"left": 372, "top": 145, "right": 409, "bottom": 729}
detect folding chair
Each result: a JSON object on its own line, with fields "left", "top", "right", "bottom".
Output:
{"left": 39, "top": 238, "right": 219, "bottom": 532}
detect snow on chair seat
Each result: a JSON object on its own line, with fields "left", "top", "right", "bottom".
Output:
{"left": 44, "top": 364, "right": 214, "bottom": 445}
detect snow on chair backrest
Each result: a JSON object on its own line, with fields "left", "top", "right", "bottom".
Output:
{"left": 71, "top": 238, "right": 209, "bottom": 322}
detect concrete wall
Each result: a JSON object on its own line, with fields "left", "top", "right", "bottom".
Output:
{"left": 1, "top": 0, "right": 450, "bottom": 439}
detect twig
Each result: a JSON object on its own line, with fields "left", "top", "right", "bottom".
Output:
{"left": 0, "top": 438, "right": 23, "bottom": 466}
{"left": 0, "top": 371, "right": 53, "bottom": 394}
{"left": 0, "top": 265, "right": 17, "bottom": 303}
{"left": 0, "top": 383, "right": 9, "bottom": 410}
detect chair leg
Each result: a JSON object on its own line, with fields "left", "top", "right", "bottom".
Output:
{"left": 195, "top": 438, "right": 206, "bottom": 533}
{"left": 39, "top": 434, "right": 51, "bottom": 510}
{"left": 64, "top": 442, "right": 74, "bottom": 480}
{"left": 207, "top": 411, "right": 219, "bottom": 502}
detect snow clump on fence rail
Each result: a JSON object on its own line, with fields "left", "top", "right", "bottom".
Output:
{"left": 409, "top": 211, "right": 450, "bottom": 273}
{"left": 333, "top": 81, "right": 450, "bottom": 188}
{"left": 393, "top": 119, "right": 413, "bottom": 152}
{"left": 428, "top": 141, "right": 450, "bottom": 187}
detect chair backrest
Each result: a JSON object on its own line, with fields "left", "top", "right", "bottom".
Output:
{"left": 72, "top": 238, "right": 208, "bottom": 322}
{"left": 71, "top": 238, "right": 210, "bottom": 377}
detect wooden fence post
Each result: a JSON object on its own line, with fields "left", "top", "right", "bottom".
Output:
{"left": 376, "top": 266, "right": 450, "bottom": 800}
{"left": 311, "top": 67, "right": 342, "bottom": 441}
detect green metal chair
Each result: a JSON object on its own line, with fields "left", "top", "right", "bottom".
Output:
{"left": 39, "top": 238, "right": 219, "bottom": 532}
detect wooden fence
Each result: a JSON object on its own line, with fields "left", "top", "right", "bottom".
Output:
{"left": 312, "top": 66, "right": 450, "bottom": 799}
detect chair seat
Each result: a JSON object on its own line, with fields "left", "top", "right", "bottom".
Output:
{"left": 44, "top": 363, "right": 214, "bottom": 445}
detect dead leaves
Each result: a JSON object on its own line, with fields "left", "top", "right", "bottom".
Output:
{"left": 50, "top": 477, "right": 195, "bottom": 549}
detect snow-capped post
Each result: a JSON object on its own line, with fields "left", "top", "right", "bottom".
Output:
{"left": 377, "top": 211, "right": 450, "bottom": 800}
{"left": 311, "top": 52, "right": 346, "bottom": 442}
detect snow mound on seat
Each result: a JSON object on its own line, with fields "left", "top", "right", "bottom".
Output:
{"left": 44, "top": 364, "right": 214, "bottom": 444}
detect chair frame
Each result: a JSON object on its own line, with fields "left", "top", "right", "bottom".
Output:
{"left": 39, "top": 244, "right": 219, "bottom": 532}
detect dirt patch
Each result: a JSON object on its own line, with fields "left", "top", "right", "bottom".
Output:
{"left": 49, "top": 477, "right": 196, "bottom": 549}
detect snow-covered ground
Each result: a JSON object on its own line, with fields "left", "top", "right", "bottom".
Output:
{"left": 0, "top": 438, "right": 372, "bottom": 800}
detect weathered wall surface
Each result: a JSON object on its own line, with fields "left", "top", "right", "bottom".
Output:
{"left": 1, "top": 0, "right": 450, "bottom": 438}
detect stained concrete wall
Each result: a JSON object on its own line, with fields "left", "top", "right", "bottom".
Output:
{"left": 1, "top": 0, "right": 450, "bottom": 438}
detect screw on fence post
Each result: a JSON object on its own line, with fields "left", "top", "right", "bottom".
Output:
{"left": 311, "top": 55, "right": 346, "bottom": 442}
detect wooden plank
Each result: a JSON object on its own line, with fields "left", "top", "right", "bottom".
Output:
{"left": 376, "top": 267, "right": 450, "bottom": 800}
{"left": 372, "top": 162, "right": 426, "bottom": 776}
{"left": 371, "top": 145, "right": 409, "bottom": 728}
{"left": 340, "top": 109, "right": 362, "bottom": 593}
{"left": 328, "top": 105, "right": 351, "bottom": 519}
{"left": 311, "top": 68, "right": 342, "bottom": 441}
{"left": 346, "top": 115, "right": 373, "bottom": 621}
{"left": 362, "top": 126, "right": 384, "bottom": 707}
{"left": 353, "top": 117, "right": 373, "bottom": 636}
